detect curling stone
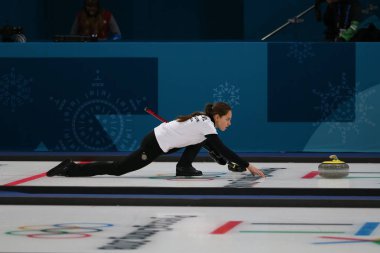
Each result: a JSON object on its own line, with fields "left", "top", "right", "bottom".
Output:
{"left": 318, "top": 155, "right": 349, "bottom": 179}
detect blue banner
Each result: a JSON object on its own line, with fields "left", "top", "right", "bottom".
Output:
{"left": 0, "top": 58, "right": 158, "bottom": 152}
{"left": 268, "top": 43, "right": 356, "bottom": 122}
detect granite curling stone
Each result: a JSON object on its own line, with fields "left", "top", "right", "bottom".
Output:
{"left": 318, "top": 155, "right": 349, "bottom": 179}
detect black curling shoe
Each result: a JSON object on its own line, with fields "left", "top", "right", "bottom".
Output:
{"left": 46, "top": 159, "right": 73, "bottom": 177}
{"left": 176, "top": 166, "right": 203, "bottom": 176}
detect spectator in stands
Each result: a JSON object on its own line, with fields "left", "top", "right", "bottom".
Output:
{"left": 315, "top": 0, "right": 361, "bottom": 41}
{"left": 70, "top": 0, "right": 121, "bottom": 40}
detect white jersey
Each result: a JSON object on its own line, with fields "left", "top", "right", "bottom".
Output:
{"left": 154, "top": 115, "right": 217, "bottom": 152}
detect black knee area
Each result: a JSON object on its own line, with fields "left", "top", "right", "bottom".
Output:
{"left": 109, "top": 171, "right": 125, "bottom": 176}
{"left": 108, "top": 165, "right": 126, "bottom": 176}
{"left": 108, "top": 162, "right": 139, "bottom": 176}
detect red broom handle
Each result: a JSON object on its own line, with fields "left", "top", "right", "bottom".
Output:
{"left": 144, "top": 107, "right": 168, "bottom": 123}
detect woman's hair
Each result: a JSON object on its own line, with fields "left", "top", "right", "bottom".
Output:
{"left": 176, "top": 102, "right": 232, "bottom": 122}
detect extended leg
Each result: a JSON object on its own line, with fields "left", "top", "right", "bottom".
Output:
{"left": 47, "top": 131, "right": 163, "bottom": 177}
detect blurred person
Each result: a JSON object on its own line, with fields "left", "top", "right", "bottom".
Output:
{"left": 70, "top": 0, "right": 121, "bottom": 40}
{"left": 315, "top": 0, "right": 361, "bottom": 41}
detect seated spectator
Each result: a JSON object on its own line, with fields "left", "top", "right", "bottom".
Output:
{"left": 315, "top": 0, "right": 361, "bottom": 41}
{"left": 70, "top": 0, "right": 121, "bottom": 40}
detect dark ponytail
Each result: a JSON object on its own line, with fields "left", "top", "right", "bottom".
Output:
{"left": 176, "top": 102, "right": 231, "bottom": 122}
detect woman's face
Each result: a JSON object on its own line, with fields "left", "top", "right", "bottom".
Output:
{"left": 214, "top": 110, "right": 232, "bottom": 131}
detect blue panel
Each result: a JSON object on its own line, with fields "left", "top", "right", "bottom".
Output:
{"left": 268, "top": 42, "right": 356, "bottom": 122}
{"left": 1, "top": 42, "right": 380, "bottom": 154}
{"left": 0, "top": 57, "right": 157, "bottom": 152}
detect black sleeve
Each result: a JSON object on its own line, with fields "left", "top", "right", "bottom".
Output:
{"left": 205, "top": 134, "right": 249, "bottom": 169}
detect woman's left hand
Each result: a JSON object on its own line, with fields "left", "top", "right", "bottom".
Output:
{"left": 246, "top": 163, "right": 266, "bottom": 178}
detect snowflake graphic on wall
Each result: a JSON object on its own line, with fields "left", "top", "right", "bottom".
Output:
{"left": 287, "top": 42, "right": 315, "bottom": 64}
{"left": 313, "top": 73, "right": 376, "bottom": 143}
{"left": 213, "top": 81, "right": 240, "bottom": 107}
{"left": 313, "top": 73, "right": 355, "bottom": 122}
{"left": 0, "top": 68, "right": 33, "bottom": 112}
{"left": 51, "top": 70, "right": 143, "bottom": 152}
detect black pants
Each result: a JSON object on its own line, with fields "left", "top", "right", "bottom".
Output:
{"left": 66, "top": 131, "right": 203, "bottom": 177}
